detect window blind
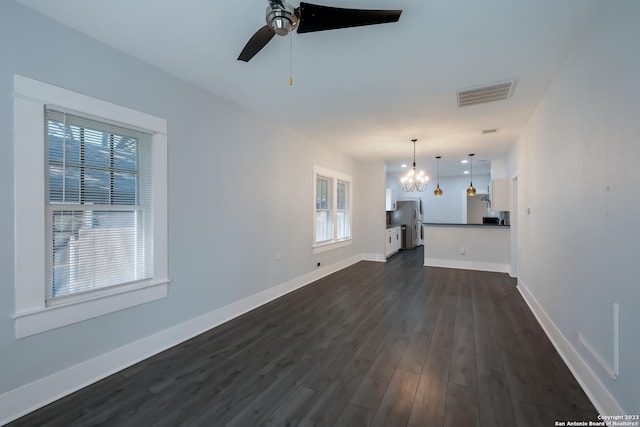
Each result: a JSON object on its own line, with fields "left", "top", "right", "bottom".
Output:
{"left": 315, "top": 175, "right": 332, "bottom": 243}
{"left": 45, "top": 108, "right": 153, "bottom": 301}
{"left": 336, "top": 180, "right": 350, "bottom": 239}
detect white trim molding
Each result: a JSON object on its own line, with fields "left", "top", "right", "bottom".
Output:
{"left": 362, "top": 253, "right": 386, "bottom": 262}
{"left": 12, "top": 75, "right": 169, "bottom": 338}
{"left": 424, "top": 258, "right": 510, "bottom": 273}
{"left": 15, "top": 281, "right": 169, "bottom": 339}
{"left": 517, "top": 279, "right": 624, "bottom": 416}
{"left": 576, "top": 332, "right": 617, "bottom": 380}
{"left": 312, "top": 239, "right": 353, "bottom": 254}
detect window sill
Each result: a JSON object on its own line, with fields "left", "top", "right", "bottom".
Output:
{"left": 14, "top": 279, "right": 170, "bottom": 339}
{"left": 313, "top": 239, "right": 353, "bottom": 254}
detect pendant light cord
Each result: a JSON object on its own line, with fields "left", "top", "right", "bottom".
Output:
{"left": 412, "top": 138, "right": 417, "bottom": 170}
{"left": 289, "top": 32, "right": 293, "bottom": 86}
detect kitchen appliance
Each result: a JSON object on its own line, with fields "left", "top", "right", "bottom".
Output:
{"left": 401, "top": 197, "right": 423, "bottom": 245}
{"left": 418, "top": 198, "right": 424, "bottom": 244}
{"left": 390, "top": 200, "right": 420, "bottom": 249}
{"left": 482, "top": 216, "right": 500, "bottom": 224}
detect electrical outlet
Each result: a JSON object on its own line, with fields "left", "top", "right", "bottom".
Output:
{"left": 459, "top": 247, "right": 465, "bottom": 255}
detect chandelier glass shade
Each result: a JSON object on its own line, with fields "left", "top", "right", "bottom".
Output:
{"left": 434, "top": 155, "right": 443, "bottom": 196}
{"left": 466, "top": 153, "right": 476, "bottom": 196}
{"left": 400, "top": 139, "right": 428, "bottom": 192}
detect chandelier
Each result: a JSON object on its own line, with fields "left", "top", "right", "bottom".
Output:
{"left": 400, "top": 139, "right": 428, "bottom": 192}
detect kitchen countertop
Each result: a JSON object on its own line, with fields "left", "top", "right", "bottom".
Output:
{"left": 386, "top": 224, "right": 405, "bottom": 229}
{"left": 423, "top": 223, "right": 510, "bottom": 227}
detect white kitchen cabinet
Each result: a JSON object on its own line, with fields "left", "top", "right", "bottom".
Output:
{"left": 385, "top": 229, "right": 393, "bottom": 257}
{"left": 385, "top": 226, "right": 402, "bottom": 258}
{"left": 393, "top": 227, "right": 401, "bottom": 252}
{"left": 491, "top": 178, "right": 510, "bottom": 211}
{"left": 385, "top": 188, "right": 397, "bottom": 211}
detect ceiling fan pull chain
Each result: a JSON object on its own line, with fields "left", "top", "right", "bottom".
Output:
{"left": 289, "top": 31, "right": 293, "bottom": 86}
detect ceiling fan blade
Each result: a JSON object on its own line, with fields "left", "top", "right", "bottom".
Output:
{"left": 296, "top": 2, "right": 402, "bottom": 34}
{"left": 238, "top": 25, "right": 276, "bottom": 62}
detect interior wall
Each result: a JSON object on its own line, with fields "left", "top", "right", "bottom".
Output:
{"left": 512, "top": 0, "right": 639, "bottom": 412}
{"left": 0, "top": 1, "right": 383, "bottom": 398}
{"left": 387, "top": 173, "right": 491, "bottom": 223}
{"left": 356, "top": 161, "right": 387, "bottom": 257}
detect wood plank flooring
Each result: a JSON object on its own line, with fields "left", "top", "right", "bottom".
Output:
{"left": 8, "top": 247, "right": 598, "bottom": 426}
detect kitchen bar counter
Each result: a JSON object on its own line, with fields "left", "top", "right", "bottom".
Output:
{"left": 423, "top": 223, "right": 510, "bottom": 273}
{"left": 387, "top": 224, "right": 405, "bottom": 229}
{"left": 423, "top": 222, "right": 509, "bottom": 227}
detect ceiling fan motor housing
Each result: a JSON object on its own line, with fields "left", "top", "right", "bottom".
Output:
{"left": 266, "top": 1, "right": 298, "bottom": 36}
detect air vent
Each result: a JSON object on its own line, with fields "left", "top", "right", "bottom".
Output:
{"left": 482, "top": 128, "right": 498, "bottom": 134}
{"left": 457, "top": 80, "right": 516, "bottom": 107}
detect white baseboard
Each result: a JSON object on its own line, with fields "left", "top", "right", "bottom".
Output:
{"left": 517, "top": 279, "right": 623, "bottom": 416}
{"left": 0, "top": 253, "right": 365, "bottom": 425}
{"left": 424, "top": 257, "right": 510, "bottom": 273}
{"left": 361, "top": 253, "right": 386, "bottom": 262}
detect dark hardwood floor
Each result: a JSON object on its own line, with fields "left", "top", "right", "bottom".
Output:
{"left": 8, "top": 247, "right": 598, "bottom": 426}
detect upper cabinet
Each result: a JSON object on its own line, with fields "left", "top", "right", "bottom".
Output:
{"left": 385, "top": 188, "right": 397, "bottom": 211}
{"left": 491, "top": 178, "right": 510, "bottom": 211}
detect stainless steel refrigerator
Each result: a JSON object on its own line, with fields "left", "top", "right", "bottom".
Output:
{"left": 390, "top": 200, "right": 420, "bottom": 249}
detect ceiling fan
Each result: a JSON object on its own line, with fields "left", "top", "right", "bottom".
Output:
{"left": 238, "top": 0, "right": 403, "bottom": 62}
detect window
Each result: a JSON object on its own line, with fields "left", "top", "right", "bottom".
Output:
{"left": 46, "top": 109, "right": 152, "bottom": 301}
{"left": 313, "top": 166, "right": 352, "bottom": 253}
{"left": 336, "top": 180, "right": 350, "bottom": 239}
{"left": 13, "top": 75, "right": 168, "bottom": 338}
{"left": 315, "top": 175, "right": 332, "bottom": 242}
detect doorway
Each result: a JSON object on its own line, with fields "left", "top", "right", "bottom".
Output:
{"left": 510, "top": 175, "right": 518, "bottom": 278}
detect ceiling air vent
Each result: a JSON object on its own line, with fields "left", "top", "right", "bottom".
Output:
{"left": 457, "top": 80, "right": 516, "bottom": 108}
{"left": 482, "top": 128, "right": 498, "bottom": 134}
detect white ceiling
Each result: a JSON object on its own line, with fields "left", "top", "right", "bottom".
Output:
{"left": 15, "top": 0, "right": 601, "bottom": 178}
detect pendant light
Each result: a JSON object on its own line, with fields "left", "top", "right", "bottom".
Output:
{"left": 466, "top": 153, "right": 476, "bottom": 196}
{"left": 434, "top": 156, "right": 443, "bottom": 196}
{"left": 400, "top": 139, "right": 428, "bottom": 192}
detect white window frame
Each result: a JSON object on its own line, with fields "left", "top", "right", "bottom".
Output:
{"left": 13, "top": 75, "right": 169, "bottom": 339}
{"left": 312, "top": 165, "right": 353, "bottom": 254}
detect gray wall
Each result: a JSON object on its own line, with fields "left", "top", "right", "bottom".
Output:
{"left": 512, "top": 0, "right": 639, "bottom": 412}
{"left": 0, "top": 1, "right": 384, "bottom": 396}
{"left": 356, "top": 161, "right": 387, "bottom": 257}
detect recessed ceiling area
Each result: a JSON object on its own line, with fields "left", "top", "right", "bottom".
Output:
{"left": 14, "top": 0, "right": 602, "bottom": 179}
